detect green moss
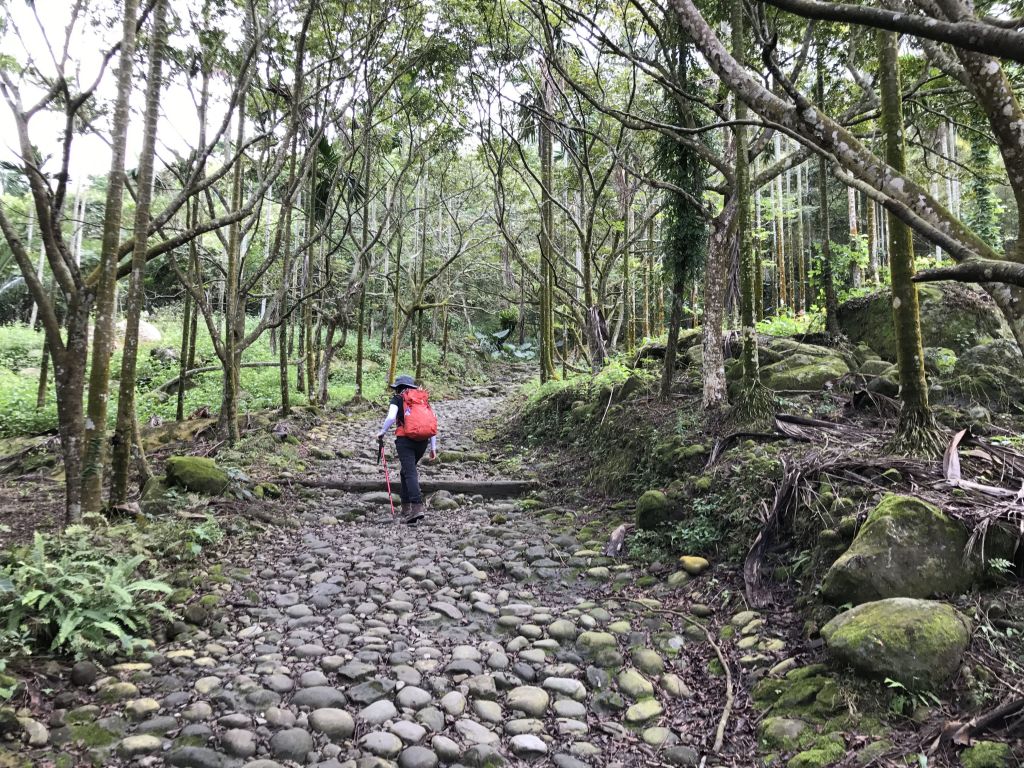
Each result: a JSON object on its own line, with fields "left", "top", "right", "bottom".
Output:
{"left": 821, "top": 598, "right": 970, "bottom": 690}
{"left": 960, "top": 741, "right": 1011, "bottom": 768}
{"left": 70, "top": 722, "right": 119, "bottom": 748}
{"left": 719, "top": 625, "right": 735, "bottom": 639}
{"left": 199, "top": 594, "right": 221, "bottom": 609}
{"left": 708, "top": 658, "right": 724, "bottom": 676}
{"left": 787, "top": 739, "right": 845, "bottom": 768}
{"left": 821, "top": 494, "right": 974, "bottom": 605}
{"left": 752, "top": 672, "right": 843, "bottom": 720}
{"left": 762, "top": 357, "right": 850, "bottom": 392}
{"left": 635, "top": 490, "right": 670, "bottom": 530}
{"left": 693, "top": 475, "right": 712, "bottom": 492}
{"left": 165, "top": 456, "right": 229, "bottom": 495}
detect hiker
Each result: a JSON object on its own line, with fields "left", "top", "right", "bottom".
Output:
{"left": 377, "top": 374, "right": 438, "bottom": 523}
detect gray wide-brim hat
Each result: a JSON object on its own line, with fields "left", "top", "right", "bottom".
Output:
{"left": 389, "top": 374, "right": 417, "bottom": 389}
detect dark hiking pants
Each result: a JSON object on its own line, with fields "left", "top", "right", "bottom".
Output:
{"left": 395, "top": 436, "right": 428, "bottom": 504}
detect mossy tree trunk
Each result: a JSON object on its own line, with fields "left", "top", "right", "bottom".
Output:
{"left": 701, "top": 198, "right": 736, "bottom": 411}
{"left": 731, "top": 0, "right": 773, "bottom": 423}
{"left": 816, "top": 52, "right": 840, "bottom": 335}
{"left": 879, "top": 31, "right": 943, "bottom": 456}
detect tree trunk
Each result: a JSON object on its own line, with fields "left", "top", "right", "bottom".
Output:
{"left": 176, "top": 278, "right": 193, "bottom": 422}
{"left": 702, "top": 198, "right": 736, "bottom": 410}
{"left": 867, "top": 195, "right": 879, "bottom": 284}
{"left": 794, "top": 163, "right": 806, "bottom": 313}
{"left": 220, "top": 91, "right": 247, "bottom": 443}
{"left": 539, "top": 77, "right": 558, "bottom": 382}
{"left": 732, "top": 0, "right": 772, "bottom": 422}
{"left": 111, "top": 0, "right": 168, "bottom": 504}
{"left": 660, "top": 282, "right": 683, "bottom": 401}
{"left": 816, "top": 55, "right": 840, "bottom": 335}
{"left": 879, "top": 31, "right": 943, "bottom": 455}
{"left": 848, "top": 185, "right": 861, "bottom": 287}
{"left": 81, "top": 0, "right": 140, "bottom": 512}
{"left": 35, "top": 336, "right": 49, "bottom": 410}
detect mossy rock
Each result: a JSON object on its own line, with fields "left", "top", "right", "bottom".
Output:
{"left": 820, "top": 494, "right": 974, "bottom": 605}
{"left": 820, "top": 598, "right": 970, "bottom": 689}
{"left": 758, "top": 717, "right": 808, "bottom": 751}
{"left": 923, "top": 347, "right": 958, "bottom": 376}
{"left": 762, "top": 355, "right": 850, "bottom": 392}
{"left": 635, "top": 490, "right": 670, "bottom": 531}
{"left": 437, "top": 450, "right": 489, "bottom": 463}
{"left": 858, "top": 358, "right": 894, "bottom": 377}
{"left": 165, "top": 456, "right": 229, "bottom": 495}
{"left": 838, "top": 283, "right": 1011, "bottom": 360}
{"left": 787, "top": 739, "right": 846, "bottom": 768}
{"left": 752, "top": 670, "right": 842, "bottom": 720}
{"left": 960, "top": 741, "right": 1012, "bottom": 768}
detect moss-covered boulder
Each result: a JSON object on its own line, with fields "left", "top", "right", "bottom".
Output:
{"left": 858, "top": 358, "right": 894, "bottom": 377}
{"left": 837, "top": 283, "right": 1011, "bottom": 360}
{"left": 761, "top": 354, "right": 850, "bottom": 392}
{"left": 923, "top": 347, "right": 958, "bottom": 376}
{"left": 820, "top": 494, "right": 973, "bottom": 605}
{"left": 820, "top": 598, "right": 970, "bottom": 689}
{"left": 635, "top": 490, "right": 670, "bottom": 530}
{"left": 960, "top": 741, "right": 1012, "bottom": 768}
{"left": 948, "top": 339, "right": 1024, "bottom": 405}
{"left": 165, "top": 456, "right": 230, "bottom": 495}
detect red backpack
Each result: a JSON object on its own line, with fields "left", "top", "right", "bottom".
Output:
{"left": 396, "top": 389, "right": 438, "bottom": 440}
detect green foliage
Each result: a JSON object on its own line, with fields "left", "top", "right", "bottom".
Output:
{"left": 757, "top": 309, "right": 825, "bottom": 337}
{"left": 655, "top": 29, "right": 710, "bottom": 291}
{"left": 884, "top": 677, "right": 941, "bottom": 716}
{"left": 0, "top": 369, "right": 57, "bottom": 438}
{"left": 0, "top": 532, "right": 173, "bottom": 657}
{"left": 0, "top": 313, "right": 481, "bottom": 438}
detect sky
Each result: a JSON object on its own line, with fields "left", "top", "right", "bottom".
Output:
{"left": 0, "top": 0, "right": 230, "bottom": 188}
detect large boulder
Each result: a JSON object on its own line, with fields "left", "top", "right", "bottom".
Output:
{"left": 948, "top": 338, "right": 1024, "bottom": 405}
{"left": 820, "top": 598, "right": 970, "bottom": 689}
{"left": 837, "top": 283, "right": 1012, "bottom": 360}
{"left": 165, "top": 456, "right": 230, "bottom": 495}
{"left": 820, "top": 494, "right": 973, "bottom": 605}
{"left": 760, "top": 354, "right": 849, "bottom": 392}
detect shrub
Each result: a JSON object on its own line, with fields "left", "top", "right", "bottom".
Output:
{"left": 0, "top": 532, "right": 173, "bottom": 657}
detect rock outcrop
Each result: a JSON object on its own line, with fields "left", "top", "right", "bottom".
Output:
{"left": 837, "top": 283, "right": 1012, "bottom": 360}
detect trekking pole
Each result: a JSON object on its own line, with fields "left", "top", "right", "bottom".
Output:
{"left": 378, "top": 438, "right": 397, "bottom": 518}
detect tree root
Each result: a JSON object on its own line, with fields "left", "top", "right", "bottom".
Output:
{"left": 627, "top": 599, "right": 734, "bottom": 753}
{"left": 729, "top": 379, "right": 777, "bottom": 429}
{"left": 886, "top": 405, "right": 946, "bottom": 458}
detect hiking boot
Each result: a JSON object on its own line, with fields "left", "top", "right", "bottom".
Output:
{"left": 400, "top": 503, "right": 412, "bottom": 520}
{"left": 406, "top": 502, "right": 425, "bottom": 524}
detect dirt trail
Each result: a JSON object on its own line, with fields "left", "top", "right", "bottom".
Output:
{"left": 14, "top": 383, "right": 763, "bottom": 768}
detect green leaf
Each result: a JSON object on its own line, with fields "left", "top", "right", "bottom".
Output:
{"left": 125, "top": 580, "right": 173, "bottom": 594}
{"left": 54, "top": 614, "right": 83, "bottom": 649}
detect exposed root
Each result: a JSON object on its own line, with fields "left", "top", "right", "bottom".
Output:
{"left": 729, "top": 379, "right": 776, "bottom": 429}
{"left": 887, "top": 405, "right": 946, "bottom": 458}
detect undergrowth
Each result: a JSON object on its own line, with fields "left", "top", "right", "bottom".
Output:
{"left": 0, "top": 313, "right": 486, "bottom": 438}
{"left": 0, "top": 512, "right": 228, "bottom": 660}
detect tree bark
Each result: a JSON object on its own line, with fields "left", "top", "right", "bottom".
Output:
{"left": 111, "top": 0, "right": 168, "bottom": 504}
{"left": 816, "top": 55, "right": 840, "bottom": 335}
{"left": 80, "top": 0, "right": 140, "bottom": 513}
{"left": 879, "top": 31, "right": 943, "bottom": 455}
{"left": 701, "top": 198, "right": 736, "bottom": 410}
